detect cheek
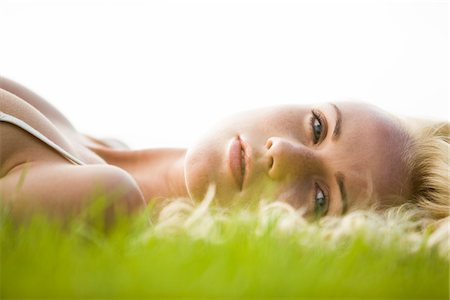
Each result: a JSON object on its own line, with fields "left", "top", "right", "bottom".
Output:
{"left": 262, "top": 180, "right": 312, "bottom": 208}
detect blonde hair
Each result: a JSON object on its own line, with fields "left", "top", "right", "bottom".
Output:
{"left": 403, "top": 119, "right": 449, "bottom": 220}
{"left": 148, "top": 186, "right": 449, "bottom": 260}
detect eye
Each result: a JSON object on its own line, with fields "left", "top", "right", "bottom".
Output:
{"left": 310, "top": 110, "right": 325, "bottom": 144}
{"left": 314, "top": 183, "right": 329, "bottom": 217}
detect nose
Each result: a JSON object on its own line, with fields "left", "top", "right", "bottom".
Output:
{"left": 265, "top": 137, "right": 320, "bottom": 180}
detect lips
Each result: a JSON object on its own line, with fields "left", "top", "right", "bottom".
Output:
{"left": 228, "top": 136, "right": 246, "bottom": 190}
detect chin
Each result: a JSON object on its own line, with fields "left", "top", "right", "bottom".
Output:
{"left": 184, "top": 143, "right": 237, "bottom": 204}
{"left": 184, "top": 145, "right": 216, "bottom": 202}
{"left": 184, "top": 119, "right": 245, "bottom": 203}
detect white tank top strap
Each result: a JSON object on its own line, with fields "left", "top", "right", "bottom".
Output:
{"left": 0, "top": 111, "right": 86, "bottom": 166}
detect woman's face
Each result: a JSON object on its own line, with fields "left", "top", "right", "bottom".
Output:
{"left": 184, "top": 102, "right": 412, "bottom": 217}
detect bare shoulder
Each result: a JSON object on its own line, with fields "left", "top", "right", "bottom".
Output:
{"left": 0, "top": 76, "right": 76, "bottom": 130}
{"left": 0, "top": 89, "right": 105, "bottom": 177}
{"left": 1, "top": 161, "right": 145, "bottom": 218}
{"left": 0, "top": 80, "right": 145, "bottom": 218}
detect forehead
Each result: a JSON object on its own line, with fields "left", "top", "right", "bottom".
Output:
{"left": 330, "top": 102, "right": 412, "bottom": 208}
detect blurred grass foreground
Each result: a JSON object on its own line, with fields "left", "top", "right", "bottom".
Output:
{"left": 1, "top": 189, "right": 449, "bottom": 299}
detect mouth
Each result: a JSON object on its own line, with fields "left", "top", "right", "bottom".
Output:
{"left": 228, "top": 135, "right": 248, "bottom": 191}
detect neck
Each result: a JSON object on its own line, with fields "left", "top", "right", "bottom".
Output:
{"left": 88, "top": 146, "right": 188, "bottom": 202}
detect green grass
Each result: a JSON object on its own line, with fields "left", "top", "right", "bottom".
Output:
{"left": 1, "top": 199, "right": 449, "bottom": 299}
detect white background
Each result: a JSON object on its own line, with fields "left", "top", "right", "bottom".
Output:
{"left": 0, "top": 0, "right": 448, "bottom": 149}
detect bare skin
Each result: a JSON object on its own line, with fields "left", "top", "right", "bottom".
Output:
{"left": 0, "top": 77, "right": 412, "bottom": 218}
{"left": 185, "top": 103, "right": 412, "bottom": 218}
{"left": 0, "top": 77, "right": 186, "bottom": 216}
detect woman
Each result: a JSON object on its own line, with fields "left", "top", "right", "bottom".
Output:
{"left": 0, "top": 76, "right": 448, "bottom": 221}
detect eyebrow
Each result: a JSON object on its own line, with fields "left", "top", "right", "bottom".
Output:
{"left": 330, "top": 103, "right": 342, "bottom": 140}
{"left": 335, "top": 172, "right": 348, "bottom": 215}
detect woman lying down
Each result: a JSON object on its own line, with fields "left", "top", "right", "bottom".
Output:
{"left": 0, "top": 76, "right": 448, "bottom": 237}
